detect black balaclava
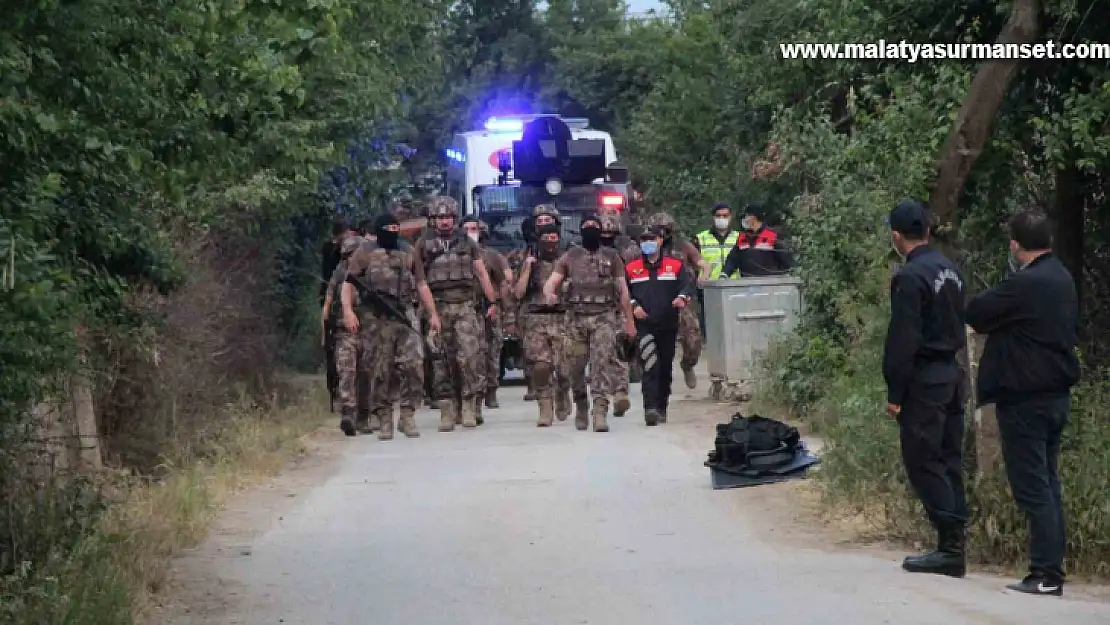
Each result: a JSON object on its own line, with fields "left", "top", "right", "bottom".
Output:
{"left": 580, "top": 214, "right": 602, "bottom": 251}
{"left": 374, "top": 213, "right": 400, "bottom": 249}
{"left": 536, "top": 224, "right": 561, "bottom": 259}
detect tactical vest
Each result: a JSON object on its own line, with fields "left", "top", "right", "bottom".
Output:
{"left": 423, "top": 235, "right": 475, "bottom": 303}
{"left": 360, "top": 243, "right": 412, "bottom": 310}
{"left": 566, "top": 247, "right": 619, "bottom": 314}
{"left": 526, "top": 253, "right": 566, "bottom": 314}
{"left": 697, "top": 229, "right": 739, "bottom": 279}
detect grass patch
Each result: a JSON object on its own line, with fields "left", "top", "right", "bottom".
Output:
{"left": 756, "top": 336, "right": 1110, "bottom": 580}
{"left": 1, "top": 377, "right": 332, "bottom": 625}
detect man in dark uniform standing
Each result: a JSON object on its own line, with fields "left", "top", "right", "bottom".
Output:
{"left": 882, "top": 199, "right": 970, "bottom": 578}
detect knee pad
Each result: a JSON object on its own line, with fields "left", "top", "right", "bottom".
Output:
{"left": 532, "top": 362, "right": 553, "bottom": 387}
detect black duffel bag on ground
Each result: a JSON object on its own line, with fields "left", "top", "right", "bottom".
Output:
{"left": 705, "top": 413, "right": 801, "bottom": 476}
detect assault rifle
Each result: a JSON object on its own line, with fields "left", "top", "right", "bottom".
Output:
{"left": 346, "top": 274, "right": 438, "bottom": 355}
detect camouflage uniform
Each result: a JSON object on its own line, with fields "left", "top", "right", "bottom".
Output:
{"left": 477, "top": 223, "right": 510, "bottom": 412}
{"left": 519, "top": 228, "right": 572, "bottom": 426}
{"left": 345, "top": 228, "right": 424, "bottom": 440}
{"left": 600, "top": 214, "right": 634, "bottom": 417}
{"left": 505, "top": 244, "right": 533, "bottom": 400}
{"left": 421, "top": 198, "right": 487, "bottom": 430}
{"left": 332, "top": 236, "right": 375, "bottom": 435}
{"left": 553, "top": 236, "right": 626, "bottom": 432}
{"left": 651, "top": 212, "right": 703, "bottom": 389}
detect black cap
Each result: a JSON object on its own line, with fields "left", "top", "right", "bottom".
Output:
{"left": 885, "top": 199, "right": 929, "bottom": 237}
{"left": 581, "top": 213, "right": 601, "bottom": 228}
{"left": 744, "top": 202, "right": 767, "bottom": 219}
{"left": 712, "top": 202, "right": 730, "bottom": 211}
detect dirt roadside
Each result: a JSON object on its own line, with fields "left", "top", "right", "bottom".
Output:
{"left": 663, "top": 389, "right": 1110, "bottom": 600}
{"left": 147, "top": 426, "right": 347, "bottom": 625}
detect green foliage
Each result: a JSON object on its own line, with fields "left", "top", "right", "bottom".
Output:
{"left": 539, "top": 0, "right": 1110, "bottom": 574}
{"left": 2, "top": 0, "right": 442, "bottom": 620}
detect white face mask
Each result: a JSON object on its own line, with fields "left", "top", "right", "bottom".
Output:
{"left": 714, "top": 218, "right": 730, "bottom": 230}
{"left": 467, "top": 232, "right": 479, "bottom": 243}
{"left": 741, "top": 217, "right": 754, "bottom": 230}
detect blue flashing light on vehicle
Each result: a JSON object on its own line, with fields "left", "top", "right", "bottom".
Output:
{"left": 444, "top": 148, "right": 465, "bottom": 162}
{"left": 484, "top": 117, "right": 525, "bottom": 133}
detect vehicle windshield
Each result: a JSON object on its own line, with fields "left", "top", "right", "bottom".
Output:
{"left": 473, "top": 184, "right": 625, "bottom": 252}
{"left": 482, "top": 213, "right": 585, "bottom": 253}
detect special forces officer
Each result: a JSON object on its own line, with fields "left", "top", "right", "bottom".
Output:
{"left": 543, "top": 214, "right": 637, "bottom": 432}
{"left": 882, "top": 199, "right": 970, "bottom": 578}
{"left": 329, "top": 235, "right": 374, "bottom": 436}
{"left": 343, "top": 213, "right": 442, "bottom": 440}
{"left": 600, "top": 213, "right": 634, "bottom": 417}
{"left": 514, "top": 218, "right": 572, "bottom": 426}
{"left": 418, "top": 197, "right": 500, "bottom": 431}
{"left": 650, "top": 212, "right": 709, "bottom": 390}
{"left": 508, "top": 205, "right": 563, "bottom": 402}
{"left": 474, "top": 219, "right": 513, "bottom": 411}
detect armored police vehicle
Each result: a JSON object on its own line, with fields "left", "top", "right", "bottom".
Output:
{"left": 444, "top": 114, "right": 631, "bottom": 250}
{"left": 444, "top": 114, "right": 632, "bottom": 380}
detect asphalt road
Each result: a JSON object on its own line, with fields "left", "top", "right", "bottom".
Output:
{"left": 162, "top": 379, "right": 1109, "bottom": 625}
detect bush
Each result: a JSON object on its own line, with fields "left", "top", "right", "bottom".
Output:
{"left": 0, "top": 382, "right": 330, "bottom": 624}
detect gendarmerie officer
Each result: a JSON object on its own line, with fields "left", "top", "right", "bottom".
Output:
{"left": 882, "top": 199, "right": 970, "bottom": 578}
{"left": 966, "top": 210, "right": 1080, "bottom": 596}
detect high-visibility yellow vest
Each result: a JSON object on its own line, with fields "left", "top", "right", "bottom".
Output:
{"left": 696, "top": 229, "right": 739, "bottom": 279}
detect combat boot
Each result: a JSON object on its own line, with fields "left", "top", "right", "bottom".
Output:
{"left": 592, "top": 397, "right": 610, "bottom": 432}
{"left": 613, "top": 392, "right": 631, "bottom": 417}
{"left": 461, "top": 397, "right": 479, "bottom": 428}
{"left": 474, "top": 395, "right": 485, "bottom": 426}
{"left": 902, "top": 523, "right": 966, "bottom": 578}
{"left": 355, "top": 409, "right": 372, "bottom": 434}
{"left": 377, "top": 410, "right": 395, "bottom": 441}
{"left": 537, "top": 397, "right": 555, "bottom": 427}
{"left": 574, "top": 397, "right": 590, "bottom": 431}
{"left": 340, "top": 414, "right": 357, "bottom": 437}
{"left": 682, "top": 366, "right": 697, "bottom": 389}
{"left": 554, "top": 389, "right": 571, "bottom": 421}
{"left": 439, "top": 402, "right": 457, "bottom": 432}
{"left": 398, "top": 408, "right": 420, "bottom": 438}
{"left": 485, "top": 390, "right": 500, "bottom": 408}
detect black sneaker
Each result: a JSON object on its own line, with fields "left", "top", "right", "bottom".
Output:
{"left": 644, "top": 409, "right": 661, "bottom": 426}
{"left": 1006, "top": 574, "right": 1063, "bottom": 596}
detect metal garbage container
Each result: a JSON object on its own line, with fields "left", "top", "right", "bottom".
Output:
{"left": 701, "top": 276, "right": 803, "bottom": 399}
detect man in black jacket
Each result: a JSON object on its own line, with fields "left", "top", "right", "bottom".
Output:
{"left": 625, "top": 224, "right": 696, "bottom": 426}
{"left": 882, "top": 199, "right": 970, "bottom": 578}
{"left": 966, "top": 210, "right": 1080, "bottom": 597}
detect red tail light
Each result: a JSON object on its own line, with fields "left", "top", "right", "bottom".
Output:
{"left": 600, "top": 193, "right": 625, "bottom": 210}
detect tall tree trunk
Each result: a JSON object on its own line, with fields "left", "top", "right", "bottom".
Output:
{"left": 1051, "top": 162, "right": 1085, "bottom": 313}
{"left": 929, "top": 0, "right": 1040, "bottom": 238}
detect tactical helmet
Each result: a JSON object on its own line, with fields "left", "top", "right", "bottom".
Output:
{"left": 648, "top": 212, "right": 675, "bottom": 230}
{"left": 428, "top": 196, "right": 459, "bottom": 218}
{"left": 600, "top": 214, "right": 622, "bottom": 234}
{"left": 615, "top": 331, "right": 638, "bottom": 363}
{"left": 532, "top": 203, "right": 560, "bottom": 219}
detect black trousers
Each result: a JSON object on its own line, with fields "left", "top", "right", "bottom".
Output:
{"left": 996, "top": 396, "right": 1069, "bottom": 582}
{"left": 896, "top": 372, "right": 970, "bottom": 528}
{"left": 638, "top": 327, "right": 677, "bottom": 412}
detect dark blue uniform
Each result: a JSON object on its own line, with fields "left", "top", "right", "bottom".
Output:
{"left": 883, "top": 244, "right": 970, "bottom": 533}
